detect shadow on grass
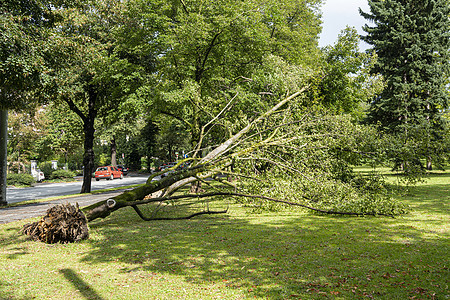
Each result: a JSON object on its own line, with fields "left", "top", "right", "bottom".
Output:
{"left": 379, "top": 171, "right": 449, "bottom": 219}
{"left": 397, "top": 180, "right": 450, "bottom": 217}
{"left": 60, "top": 269, "right": 105, "bottom": 300}
{"left": 5, "top": 247, "right": 28, "bottom": 260}
{"left": 0, "top": 280, "right": 33, "bottom": 300}
{"left": 82, "top": 200, "right": 448, "bottom": 299}
{"left": 0, "top": 222, "right": 31, "bottom": 260}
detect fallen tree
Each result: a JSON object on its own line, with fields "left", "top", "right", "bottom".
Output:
{"left": 23, "top": 88, "right": 408, "bottom": 243}
{"left": 81, "top": 89, "right": 309, "bottom": 221}
{"left": 81, "top": 88, "right": 407, "bottom": 221}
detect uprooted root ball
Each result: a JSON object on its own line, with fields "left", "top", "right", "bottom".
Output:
{"left": 22, "top": 203, "right": 89, "bottom": 243}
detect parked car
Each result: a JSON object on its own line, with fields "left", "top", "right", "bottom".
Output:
{"left": 117, "top": 165, "right": 129, "bottom": 176}
{"left": 94, "top": 166, "right": 123, "bottom": 181}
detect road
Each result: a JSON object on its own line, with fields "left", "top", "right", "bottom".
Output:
{"left": 6, "top": 173, "right": 150, "bottom": 204}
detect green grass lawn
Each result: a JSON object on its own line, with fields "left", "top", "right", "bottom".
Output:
{"left": 0, "top": 171, "right": 448, "bottom": 299}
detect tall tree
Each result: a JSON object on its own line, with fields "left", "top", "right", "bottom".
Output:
{"left": 122, "top": 0, "right": 323, "bottom": 152}
{"left": 360, "top": 0, "right": 450, "bottom": 169}
{"left": 0, "top": 0, "right": 67, "bottom": 204}
{"left": 50, "top": 0, "right": 146, "bottom": 192}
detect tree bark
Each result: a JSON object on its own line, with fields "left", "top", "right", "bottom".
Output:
{"left": 82, "top": 163, "right": 212, "bottom": 221}
{"left": 0, "top": 110, "right": 8, "bottom": 206}
{"left": 111, "top": 136, "right": 117, "bottom": 167}
{"left": 80, "top": 87, "right": 98, "bottom": 194}
{"left": 17, "top": 151, "right": 21, "bottom": 174}
{"left": 80, "top": 123, "right": 95, "bottom": 193}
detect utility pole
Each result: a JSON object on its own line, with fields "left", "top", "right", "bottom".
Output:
{"left": 0, "top": 110, "right": 8, "bottom": 206}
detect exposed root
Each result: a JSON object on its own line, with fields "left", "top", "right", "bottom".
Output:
{"left": 22, "top": 203, "right": 89, "bottom": 244}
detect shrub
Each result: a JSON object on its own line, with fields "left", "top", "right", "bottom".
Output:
{"left": 7, "top": 173, "right": 35, "bottom": 186}
{"left": 39, "top": 162, "right": 54, "bottom": 178}
{"left": 50, "top": 169, "right": 76, "bottom": 180}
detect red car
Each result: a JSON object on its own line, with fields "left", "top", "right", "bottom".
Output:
{"left": 94, "top": 166, "right": 123, "bottom": 181}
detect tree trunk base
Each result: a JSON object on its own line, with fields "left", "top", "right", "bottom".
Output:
{"left": 190, "top": 181, "right": 205, "bottom": 193}
{"left": 22, "top": 203, "right": 89, "bottom": 244}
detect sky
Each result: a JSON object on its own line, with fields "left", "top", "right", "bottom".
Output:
{"left": 319, "top": 0, "right": 371, "bottom": 50}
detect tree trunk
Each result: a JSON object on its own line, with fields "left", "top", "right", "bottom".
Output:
{"left": 80, "top": 127, "right": 95, "bottom": 193}
{"left": 190, "top": 181, "right": 204, "bottom": 193}
{"left": 191, "top": 104, "right": 200, "bottom": 151}
{"left": 167, "top": 143, "right": 173, "bottom": 162}
{"left": 17, "top": 151, "right": 21, "bottom": 174}
{"left": 82, "top": 164, "right": 211, "bottom": 221}
{"left": 147, "top": 156, "right": 152, "bottom": 172}
{"left": 80, "top": 89, "right": 97, "bottom": 194}
{"left": 0, "top": 110, "right": 8, "bottom": 206}
{"left": 111, "top": 136, "right": 117, "bottom": 167}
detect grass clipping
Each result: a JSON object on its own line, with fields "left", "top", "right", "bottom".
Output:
{"left": 22, "top": 203, "right": 89, "bottom": 244}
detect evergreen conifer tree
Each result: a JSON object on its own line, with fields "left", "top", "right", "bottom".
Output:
{"left": 360, "top": 0, "right": 450, "bottom": 170}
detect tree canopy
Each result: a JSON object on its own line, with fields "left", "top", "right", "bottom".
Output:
{"left": 45, "top": 0, "right": 149, "bottom": 192}
{"left": 0, "top": 0, "right": 72, "bottom": 109}
{"left": 360, "top": 0, "right": 449, "bottom": 133}
{"left": 118, "top": 0, "right": 323, "bottom": 149}
{"left": 311, "top": 27, "right": 383, "bottom": 118}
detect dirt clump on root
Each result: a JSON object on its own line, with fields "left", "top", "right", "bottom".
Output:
{"left": 22, "top": 203, "right": 89, "bottom": 243}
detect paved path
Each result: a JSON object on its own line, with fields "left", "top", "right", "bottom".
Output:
{"left": 0, "top": 190, "right": 126, "bottom": 224}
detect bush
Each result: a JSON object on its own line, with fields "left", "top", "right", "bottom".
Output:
{"left": 50, "top": 169, "right": 76, "bottom": 180}
{"left": 7, "top": 173, "right": 35, "bottom": 186}
{"left": 39, "top": 162, "right": 54, "bottom": 178}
